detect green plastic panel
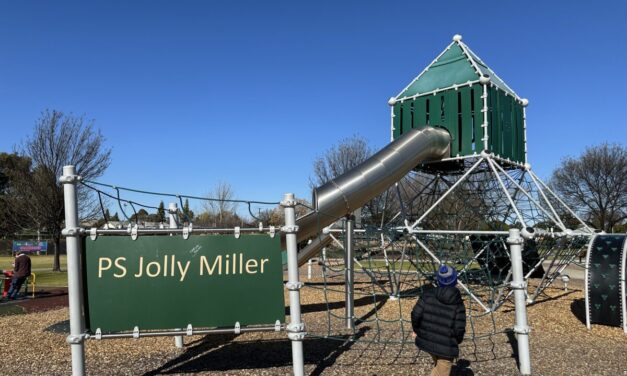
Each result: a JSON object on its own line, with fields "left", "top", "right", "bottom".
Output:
{"left": 484, "top": 87, "right": 524, "bottom": 163}
{"left": 398, "top": 44, "right": 479, "bottom": 98}
{"left": 459, "top": 86, "right": 473, "bottom": 154}
{"left": 501, "top": 90, "right": 512, "bottom": 159}
{"left": 472, "top": 85, "right": 484, "bottom": 151}
{"left": 402, "top": 100, "right": 413, "bottom": 132}
{"left": 83, "top": 234, "right": 285, "bottom": 333}
{"left": 415, "top": 97, "right": 427, "bottom": 127}
{"left": 488, "top": 86, "right": 501, "bottom": 157}
{"left": 444, "top": 91, "right": 458, "bottom": 154}
{"left": 392, "top": 105, "right": 401, "bottom": 139}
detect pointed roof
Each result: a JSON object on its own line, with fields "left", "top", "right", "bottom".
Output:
{"left": 395, "top": 35, "right": 520, "bottom": 101}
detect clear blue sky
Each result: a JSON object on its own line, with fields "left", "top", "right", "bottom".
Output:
{"left": 1, "top": 1, "right": 626, "bottom": 212}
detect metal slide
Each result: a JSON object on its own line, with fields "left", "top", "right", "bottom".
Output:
{"left": 295, "top": 126, "right": 451, "bottom": 266}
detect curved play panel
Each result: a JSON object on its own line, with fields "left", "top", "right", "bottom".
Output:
{"left": 585, "top": 234, "right": 627, "bottom": 333}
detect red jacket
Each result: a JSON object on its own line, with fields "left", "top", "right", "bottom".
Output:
{"left": 13, "top": 254, "right": 31, "bottom": 278}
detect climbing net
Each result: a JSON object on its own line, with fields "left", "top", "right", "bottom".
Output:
{"left": 302, "top": 156, "right": 592, "bottom": 346}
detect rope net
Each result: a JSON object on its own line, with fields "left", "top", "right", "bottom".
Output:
{"left": 302, "top": 157, "right": 592, "bottom": 345}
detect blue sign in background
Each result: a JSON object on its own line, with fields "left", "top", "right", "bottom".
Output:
{"left": 12, "top": 241, "right": 48, "bottom": 254}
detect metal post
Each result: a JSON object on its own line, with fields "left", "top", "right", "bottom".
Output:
{"left": 282, "top": 193, "right": 305, "bottom": 376}
{"left": 507, "top": 229, "right": 531, "bottom": 376}
{"left": 168, "top": 202, "right": 179, "bottom": 230}
{"left": 169, "top": 202, "right": 184, "bottom": 349}
{"left": 344, "top": 215, "right": 355, "bottom": 329}
{"left": 307, "top": 259, "right": 312, "bottom": 280}
{"left": 60, "top": 165, "right": 86, "bottom": 376}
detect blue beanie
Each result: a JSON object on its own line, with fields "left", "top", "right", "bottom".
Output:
{"left": 436, "top": 265, "right": 457, "bottom": 287}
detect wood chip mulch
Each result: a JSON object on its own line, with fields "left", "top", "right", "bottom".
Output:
{"left": 0, "top": 280, "right": 625, "bottom": 375}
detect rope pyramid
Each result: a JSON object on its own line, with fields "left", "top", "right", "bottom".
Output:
{"left": 303, "top": 156, "right": 591, "bottom": 344}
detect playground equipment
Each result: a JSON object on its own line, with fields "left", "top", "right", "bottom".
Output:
{"left": 293, "top": 35, "right": 596, "bottom": 376}
{"left": 60, "top": 35, "right": 602, "bottom": 376}
{"left": 585, "top": 234, "right": 627, "bottom": 333}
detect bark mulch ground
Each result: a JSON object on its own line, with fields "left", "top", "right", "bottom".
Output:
{"left": 0, "top": 281, "right": 625, "bottom": 375}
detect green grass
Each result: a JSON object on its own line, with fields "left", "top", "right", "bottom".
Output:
{"left": 0, "top": 255, "right": 68, "bottom": 287}
{"left": 0, "top": 255, "right": 67, "bottom": 270}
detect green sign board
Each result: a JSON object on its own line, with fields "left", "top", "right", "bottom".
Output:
{"left": 83, "top": 234, "right": 285, "bottom": 333}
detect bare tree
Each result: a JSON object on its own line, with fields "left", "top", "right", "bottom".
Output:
{"left": 310, "top": 135, "right": 399, "bottom": 225}
{"left": 550, "top": 143, "right": 627, "bottom": 232}
{"left": 203, "top": 182, "right": 239, "bottom": 226}
{"left": 310, "top": 135, "right": 372, "bottom": 187}
{"left": 0, "top": 153, "right": 34, "bottom": 236}
{"left": 8, "top": 110, "right": 111, "bottom": 270}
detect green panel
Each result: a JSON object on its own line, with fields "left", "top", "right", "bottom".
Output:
{"left": 392, "top": 104, "right": 401, "bottom": 139}
{"left": 459, "top": 86, "right": 474, "bottom": 154}
{"left": 429, "top": 95, "right": 441, "bottom": 128}
{"left": 415, "top": 97, "right": 427, "bottom": 127}
{"left": 402, "top": 100, "right": 413, "bottom": 132}
{"left": 517, "top": 103, "right": 525, "bottom": 162}
{"left": 488, "top": 86, "right": 501, "bottom": 156}
{"left": 443, "top": 90, "right": 458, "bottom": 155}
{"left": 513, "top": 99, "right": 522, "bottom": 162}
{"left": 501, "top": 91, "right": 512, "bottom": 159}
{"left": 399, "top": 44, "right": 479, "bottom": 98}
{"left": 83, "top": 235, "right": 285, "bottom": 333}
{"left": 472, "top": 85, "right": 484, "bottom": 152}
{"left": 512, "top": 101, "right": 519, "bottom": 161}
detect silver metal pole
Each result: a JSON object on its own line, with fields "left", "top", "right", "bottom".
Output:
{"left": 344, "top": 216, "right": 355, "bottom": 329}
{"left": 507, "top": 228, "right": 531, "bottom": 376}
{"left": 282, "top": 193, "right": 305, "bottom": 376}
{"left": 169, "top": 202, "right": 184, "bottom": 349}
{"left": 168, "top": 202, "right": 179, "bottom": 230}
{"left": 307, "top": 259, "right": 312, "bottom": 280}
{"left": 60, "top": 165, "right": 86, "bottom": 376}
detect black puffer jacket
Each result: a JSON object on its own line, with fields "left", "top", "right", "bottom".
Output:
{"left": 411, "top": 285, "right": 466, "bottom": 359}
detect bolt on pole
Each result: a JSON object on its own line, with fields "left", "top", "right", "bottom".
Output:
{"left": 282, "top": 193, "right": 305, "bottom": 376}
{"left": 344, "top": 215, "right": 355, "bottom": 329}
{"left": 60, "top": 165, "right": 86, "bottom": 376}
{"left": 507, "top": 228, "right": 531, "bottom": 376}
{"left": 169, "top": 202, "right": 184, "bottom": 349}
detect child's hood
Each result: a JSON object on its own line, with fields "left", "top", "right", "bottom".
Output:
{"left": 434, "top": 286, "right": 462, "bottom": 305}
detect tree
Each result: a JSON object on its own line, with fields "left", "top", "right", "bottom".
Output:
{"left": 130, "top": 209, "right": 149, "bottom": 223}
{"left": 310, "top": 135, "right": 372, "bottom": 187}
{"left": 0, "top": 153, "right": 34, "bottom": 237}
{"left": 310, "top": 135, "right": 395, "bottom": 225}
{"left": 550, "top": 143, "right": 627, "bottom": 232}
{"left": 157, "top": 201, "right": 166, "bottom": 223}
{"left": 203, "top": 182, "right": 238, "bottom": 226}
{"left": 8, "top": 110, "right": 111, "bottom": 271}
{"left": 182, "top": 198, "right": 194, "bottom": 221}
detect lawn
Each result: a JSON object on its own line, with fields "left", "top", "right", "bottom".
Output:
{"left": 0, "top": 255, "right": 68, "bottom": 287}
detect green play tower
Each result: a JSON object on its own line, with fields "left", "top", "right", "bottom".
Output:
{"left": 389, "top": 34, "right": 528, "bottom": 165}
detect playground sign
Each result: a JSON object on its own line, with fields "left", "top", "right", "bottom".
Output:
{"left": 83, "top": 234, "right": 285, "bottom": 333}
{"left": 12, "top": 240, "right": 48, "bottom": 254}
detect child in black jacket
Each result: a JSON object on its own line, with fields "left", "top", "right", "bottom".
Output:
{"left": 411, "top": 264, "right": 466, "bottom": 376}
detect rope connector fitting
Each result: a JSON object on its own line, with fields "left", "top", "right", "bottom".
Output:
{"left": 280, "top": 199, "right": 297, "bottom": 207}
{"left": 510, "top": 281, "right": 526, "bottom": 289}
{"left": 281, "top": 225, "right": 299, "bottom": 234}
{"left": 513, "top": 325, "right": 531, "bottom": 335}
{"left": 66, "top": 334, "right": 87, "bottom": 344}
{"left": 59, "top": 174, "right": 83, "bottom": 184}
{"left": 62, "top": 227, "right": 84, "bottom": 237}
{"left": 286, "top": 322, "right": 306, "bottom": 341}
{"left": 507, "top": 236, "right": 524, "bottom": 245}
{"left": 285, "top": 281, "right": 304, "bottom": 291}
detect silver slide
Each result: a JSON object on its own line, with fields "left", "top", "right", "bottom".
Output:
{"left": 296, "top": 126, "right": 451, "bottom": 266}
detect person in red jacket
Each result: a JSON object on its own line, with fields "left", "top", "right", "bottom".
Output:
{"left": 5, "top": 252, "right": 32, "bottom": 300}
{"left": 411, "top": 264, "right": 466, "bottom": 376}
